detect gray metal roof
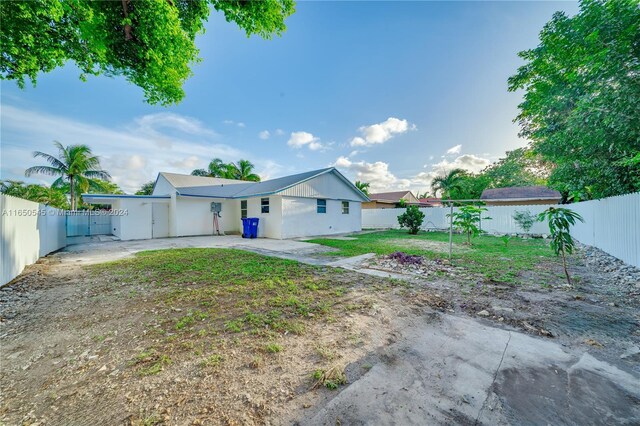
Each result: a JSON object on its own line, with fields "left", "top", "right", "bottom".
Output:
{"left": 159, "top": 172, "right": 246, "bottom": 188}
{"left": 176, "top": 167, "right": 369, "bottom": 201}
{"left": 481, "top": 186, "right": 562, "bottom": 200}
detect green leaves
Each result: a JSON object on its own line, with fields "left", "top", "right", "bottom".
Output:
{"left": 397, "top": 205, "right": 425, "bottom": 235}
{"left": 1, "top": 0, "right": 295, "bottom": 105}
{"left": 191, "top": 158, "right": 261, "bottom": 181}
{"left": 449, "top": 205, "right": 491, "bottom": 245}
{"left": 537, "top": 207, "right": 584, "bottom": 284}
{"left": 509, "top": 0, "right": 640, "bottom": 199}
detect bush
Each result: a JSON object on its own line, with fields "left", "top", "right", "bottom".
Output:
{"left": 513, "top": 210, "right": 535, "bottom": 233}
{"left": 397, "top": 205, "right": 425, "bottom": 234}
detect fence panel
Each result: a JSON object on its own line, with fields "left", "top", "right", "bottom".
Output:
{"left": 65, "top": 211, "right": 112, "bottom": 237}
{"left": 1, "top": 194, "right": 66, "bottom": 285}
{"left": 361, "top": 192, "right": 640, "bottom": 267}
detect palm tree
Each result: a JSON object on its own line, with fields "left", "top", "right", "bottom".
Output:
{"left": 25, "top": 141, "right": 110, "bottom": 210}
{"left": 355, "top": 181, "right": 370, "bottom": 196}
{"left": 431, "top": 168, "right": 465, "bottom": 199}
{"left": 226, "top": 159, "right": 261, "bottom": 182}
{"left": 191, "top": 158, "right": 227, "bottom": 177}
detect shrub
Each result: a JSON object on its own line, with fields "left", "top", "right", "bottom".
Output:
{"left": 449, "top": 205, "right": 491, "bottom": 245}
{"left": 513, "top": 210, "right": 535, "bottom": 233}
{"left": 397, "top": 205, "right": 425, "bottom": 234}
{"left": 537, "top": 207, "right": 584, "bottom": 285}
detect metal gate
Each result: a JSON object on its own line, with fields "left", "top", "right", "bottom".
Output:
{"left": 66, "top": 211, "right": 112, "bottom": 237}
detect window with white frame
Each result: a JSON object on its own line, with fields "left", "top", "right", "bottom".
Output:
{"left": 317, "top": 199, "right": 327, "bottom": 214}
{"left": 341, "top": 201, "right": 349, "bottom": 214}
{"left": 241, "top": 200, "right": 247, "bottom": 218}
{"left": 261, "top": 197, "right": 270, "bottom": 214}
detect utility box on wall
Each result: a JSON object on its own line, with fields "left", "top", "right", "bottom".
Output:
{"left": 210, "top": 202, "right": 222, "bottom": 214}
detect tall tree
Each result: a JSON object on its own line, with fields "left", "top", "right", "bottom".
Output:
{"left": 0, "top": 180, "right": 70, "bottom": 209}
{"left": 355, "top": 181, "right": 370, "bottom": 196}
{"left": 1, "top": 0, "right": 295, "bottom": 105}
{"left": 24, "top": 142, "right": 110, "bottom": 210}
{"left": 135, "top": 181, "right": 155, "bottom": 195}
{"left": 508, "top": 0, "right": 640, "bottom": 199}
{"left": 226, "top": 159, "right": 261, "bottom": 182}
{"left": 191, "top": 158, "right": 227, "bottom": 178}
{"left": 431, "top": 169, "right": 465, "bottom": 199}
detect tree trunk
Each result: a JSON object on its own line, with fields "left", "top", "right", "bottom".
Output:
{"left": 70, "top": 175, "right": 75, "bottom": 210}
{"left": 561, "top": 247, "right": 572, "bottom": 285}
{"left": 121, "top": 0, "right": 132, "bottom": 40}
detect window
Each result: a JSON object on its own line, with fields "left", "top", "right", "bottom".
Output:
{"left": 317, "top": 199, "right": 327, "bottom": 214}
{"left": 240, "top": 200, "right": 247, "bottom": 219}
{"left": 261, "top": 197, "right": 270, "bottom": 214}
{"left": 342, "top": 201, "right": 350, "bottom": 214}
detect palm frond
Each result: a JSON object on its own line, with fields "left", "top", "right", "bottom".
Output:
{"left": 25, "top": 165, "right": 63, "bottom": 177}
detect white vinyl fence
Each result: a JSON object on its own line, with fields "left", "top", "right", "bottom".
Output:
{"left": 362, "top": 192, "right": 640, "bottom": 268}
{"left": 1, "top": 194, "right": 67, "bottom": 285}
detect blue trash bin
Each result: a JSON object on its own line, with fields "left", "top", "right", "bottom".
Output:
{"left": 242, "top": 217, "right": 259, "bottom": 238}
{"left": 249, "top": 217, "right": 259, "bottom": 238}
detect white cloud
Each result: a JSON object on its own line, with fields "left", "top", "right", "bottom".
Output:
{"left": 1, "top": 105, "right": 253, "bottom": 193}
{"left": 446, "top": 144, "right": 462, "bottom": 155}
{"left": 287, "top": 131, "right": 326, "bottom": 151}
{"left": 432, "top": 154, "right": 491, "bottom": 175}
{"left": 275, "top": 129, "right": 285, "bottom": 136}
{"left": 258, "top": 130, "right": 270, "bottom": 140}
{"left": 333, "top": 156, "right": 410, "bottom": 192}
{"left": 350, "top": 117, "right": 415, "bottom": 147}
{"left": 222, "top": 119, "right": 245, "bottom": 128}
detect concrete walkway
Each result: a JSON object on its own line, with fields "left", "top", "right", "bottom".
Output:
{"left": 57, "top": 235, "right": 338, "bottom": 265}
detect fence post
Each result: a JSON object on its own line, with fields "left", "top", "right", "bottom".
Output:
{"left": 449, "top": 202, "right": 453, "bottom": 260}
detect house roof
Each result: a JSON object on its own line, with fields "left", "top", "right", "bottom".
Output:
{"left": 480, "top": 186, "right": 562, "bottom": 200}
{"left": 158, "top": 172, "right": 246, "bottom": 188}
{"left": 175, "top": 168, "right": 369, "bottom": 201}
{"left": 368, "top": 191, "right": 413, "bottom": 202}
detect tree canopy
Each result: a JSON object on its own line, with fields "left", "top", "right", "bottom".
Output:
{"left": 191, "top": 158, "right": 260, "bottom": 182}
{"left": 1, "top": 0, "right": 295, "bottom": 105}
{"left": 508, "top": 0, "right": 640, "bottom": 200}
{"left": 25, "top": 141, "right": 110, "bottom": 210}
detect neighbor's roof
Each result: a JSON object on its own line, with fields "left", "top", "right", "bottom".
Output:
{"left": 175, "top": 167, "right": 369, "bottom": 201}
{"left": 368, "top": 191, "right": 413, "bottom": 202}
{"left": 159, "top": 172, "right": 246, "bottom": 188}
{"left": 480, "top": 186, "right": 562, "bottom": 200}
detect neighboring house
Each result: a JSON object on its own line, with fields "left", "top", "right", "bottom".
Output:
{"left": 363, "top": 191, "right": 424, "bottom": 209}
{"left": 480, "top": 186, "right": 562, "bottom": 206}
{"left": 418, "top": 197, "right": 443, "bottom": 207}
{"left": 82, "top": 168, "right": 369, "bottom": 240}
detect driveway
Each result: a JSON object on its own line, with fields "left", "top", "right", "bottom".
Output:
{"left": 57, "top": 235, "right": 338, "bottom": 266}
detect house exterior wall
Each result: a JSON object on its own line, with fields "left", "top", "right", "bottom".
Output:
{"left": 174, "top": 197, "right": 240, "bottom": 237}
{"left": 243, "top": 196, "right": 283, "bottom": 239}
{"left": 111, "top": 198, "right": 153, "bottom": 241}
{"left": 280, "top": 197, "right": 361, "bottom": 239}
{"left": 362, "top": 201, "right": 397, "bottom": 209}
{"left": 279, "top": 173, "right": 364, "bottom": 201}
{"left": 152, "top": 175, "right": 174, "bottom": 196}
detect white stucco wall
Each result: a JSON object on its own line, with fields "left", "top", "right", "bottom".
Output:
{"left": 280, "top": 197, "right": 362, "bottom": 239}
{"left": 152, "top": 175, "right": 174, "bottom": 196}
{"left": 174, "top": 197, "right": 240, "bottom": 237}
{"left": 243, "top": 196, "right": 283, "bottom": 239}
{"left": 111, "top": 198, "right": 153, "bottom": 241}
{"left": 1, "top": 194, "right": 67, "bottom": 285}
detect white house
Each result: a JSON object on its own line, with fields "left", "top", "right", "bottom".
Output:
{"left": 82, "top": 167, "right": 368, "bottom": 240}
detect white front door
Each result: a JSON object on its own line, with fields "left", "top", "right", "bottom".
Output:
{"left": 152, "top": 203, "right": 169, "bottom": 238}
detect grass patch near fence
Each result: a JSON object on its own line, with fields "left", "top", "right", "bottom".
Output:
{"left": 309, "top": 230, "right": 557, "bottom": 284}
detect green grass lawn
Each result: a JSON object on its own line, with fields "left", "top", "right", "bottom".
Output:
{"left": 309, "top": 230, "right": 559, "bottom": 284}
{"left": 87, "top": 248, "right": 386, "bottom": 376}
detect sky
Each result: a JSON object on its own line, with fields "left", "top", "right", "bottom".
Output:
{"left": 0, "top": 1, "right": 578, "bottom": 195}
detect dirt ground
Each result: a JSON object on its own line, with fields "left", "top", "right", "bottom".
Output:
{"left": 1, "top": 246, "right": 639, "bottom": 425}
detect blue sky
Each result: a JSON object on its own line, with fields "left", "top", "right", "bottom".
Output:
{"left": 1, "top": 1, "right": 578, "bottom": 194}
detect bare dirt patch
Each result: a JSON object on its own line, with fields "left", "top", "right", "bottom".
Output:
{"left": 0, "top": 251, "right": 423, "bottom": 426}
